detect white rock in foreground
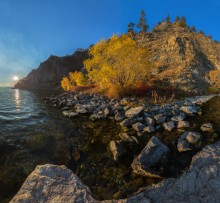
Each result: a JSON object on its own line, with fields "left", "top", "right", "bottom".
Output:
{"left": 10, "top": 164, "right": 95, "bottom": 203}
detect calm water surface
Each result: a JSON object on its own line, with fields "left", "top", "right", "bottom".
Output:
{"left": 0, "top": 87, "right": 220, "bottom": 202}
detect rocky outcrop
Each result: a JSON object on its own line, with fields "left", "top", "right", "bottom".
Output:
{"left": 137, "top": 22, "right": 220, "bottom": 94}
{"left": 14, "top": 50, "right": 88, "bottom": 90}
{"left": 11, "top": 142, "right": 220, "bottom": 203}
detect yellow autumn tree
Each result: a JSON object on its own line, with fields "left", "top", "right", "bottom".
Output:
{"left": 69, "top": 71, "right": 87, "bottom": 86}
{"left": 61, "top": 77, "right": 71, "bottom": 91}
{"left": 84, "top": 34, "right": 151, "bottom": 96}
{"left": 61, "top": 71, "right": 87, "bottom": 91}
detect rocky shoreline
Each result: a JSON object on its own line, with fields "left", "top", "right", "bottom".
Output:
{"left": 11, "top": 92, "right": 220, "bottom": 202}
{"left": 43, "top": 92, "right": 219, "bottom": 178}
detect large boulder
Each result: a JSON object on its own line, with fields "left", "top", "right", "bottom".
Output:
{"left": 131, "top": 136, "right": 170, "bottom": 178}
{"left": 10, "top": 164, "right": 95, "bottom": 203}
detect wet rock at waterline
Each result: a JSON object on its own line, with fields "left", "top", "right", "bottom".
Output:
{"left": 131, "top": 136, "right": 170, "bottom": 178}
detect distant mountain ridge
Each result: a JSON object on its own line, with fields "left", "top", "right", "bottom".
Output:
{"left": 14, "top": 50, "right": 88, "bottom": 90}
{"left": 15, "top": 22, "right": 220, "bottom": 94}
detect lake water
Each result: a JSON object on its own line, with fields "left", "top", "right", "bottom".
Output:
{"left": 0, "top": 87, "right": 220, "bottom": 202}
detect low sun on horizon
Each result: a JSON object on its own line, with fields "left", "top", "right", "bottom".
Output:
{"left": 13, "top": 76, "right": 19, "bottom": 81}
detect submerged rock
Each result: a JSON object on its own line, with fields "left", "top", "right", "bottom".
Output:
{"left": 131, "top": 136, "right": 170, "bottom": 178}
{"left": 108, "top": 141, "right": 126, "bottom": 162}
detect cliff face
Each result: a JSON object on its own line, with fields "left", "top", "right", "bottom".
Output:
{"left": 14, "top": 50, "right": 89, "bottom": 90}
{"left": 137, "top": 22, "right": 220, "bottom": 94}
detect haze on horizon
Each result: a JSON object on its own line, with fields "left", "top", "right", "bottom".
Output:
{"left": 0, "top": 0, "right": 219, "bottom": 86}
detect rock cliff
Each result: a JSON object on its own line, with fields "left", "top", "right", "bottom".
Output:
{"left": 14, "top": 50, "right": 88, "bottom": 90}
{"left": 11, "top": 141, "right": 220, "bottom": 203}
{"left": 137, "top": 22, "right": 220, "bottom": 94}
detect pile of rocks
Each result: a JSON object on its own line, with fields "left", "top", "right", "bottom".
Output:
{"left": 44, "top": 93, "right": 218, "bottom": 178}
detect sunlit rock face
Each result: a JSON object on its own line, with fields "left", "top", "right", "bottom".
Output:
{"left": 11, "top": 141, "right": 220, "bottom": 203}
{"left": 14, "top": 50, "right": 88, "bottom": 90}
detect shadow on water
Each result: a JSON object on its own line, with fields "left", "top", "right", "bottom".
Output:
{"left": 0, "top": 89, "right": 220, "bottom": 202}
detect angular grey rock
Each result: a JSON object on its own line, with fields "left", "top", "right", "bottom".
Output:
{"left": 154, "top": 114, "right": 167, "bottom": 124}
{"left": 132, "top": 122, "right": 146, "bottom": 132}
{"left": 10, "top": 164, "right": 95, "bottom": 203}
{"left": 163, "top": 121, "right": 175, "bottom": 131}
{"left": 177, "top": 139, "right": 192, "bottom": 152}
{"left": 171, "top": 115, "right": 185, "bottom": 122}
{"left": 144, "top": 126, "right": 155, "bottom": 133}
{"left": 186, "top": 131, "right": 201, "bottom": 144}
{"left": 62, "top": 110, "right": 79, "bottom": 118}
{"left": 131, "top": 136, "right": 170, "bottom": 178}
{"left": 177, "top": 120, "right": 190, "bottom": 128}
{"left": 120, "top": 117, "right": 143, "bottom": 127}
{"left": 108, "top": 141, "right": 126, "bottom": 162}
{"left": 201, "top": 123, "right": 213, "bottom": 132}
{"left": 180, "top": 105, "right": 197, "bottom": 114}
{"left": 145, "top": 116, "right": 155, "bottom": 126}
{"left": 177, "top": 131, "right": 201, "bottom": 152}
{"left": 125, "top": 106, "right": 144, "bottom": 118}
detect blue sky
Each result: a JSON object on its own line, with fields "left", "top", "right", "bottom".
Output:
{"left": 0, "top": 0, "right": 220, "bottom": 85}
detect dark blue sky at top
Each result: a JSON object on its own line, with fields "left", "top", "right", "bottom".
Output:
{"left": 0, "top": 0, "right": 219, "bottom": 85}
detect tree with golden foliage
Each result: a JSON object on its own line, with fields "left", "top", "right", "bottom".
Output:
{"left": 61, "top": 77, "right": 71, "bottom": 91}
{"left": 61, "top": 71, "right": 87, "bottom": 91}
{"left": 84, "top": 34, "right": 151, "bottom": 97}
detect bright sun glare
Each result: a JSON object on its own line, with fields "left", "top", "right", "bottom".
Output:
{"left": 13, "top": 76, "right": 19, "bottom": 81}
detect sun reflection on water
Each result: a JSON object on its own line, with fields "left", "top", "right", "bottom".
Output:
{"left": 14, "top": 89, "right": 21, "bottom": 111}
